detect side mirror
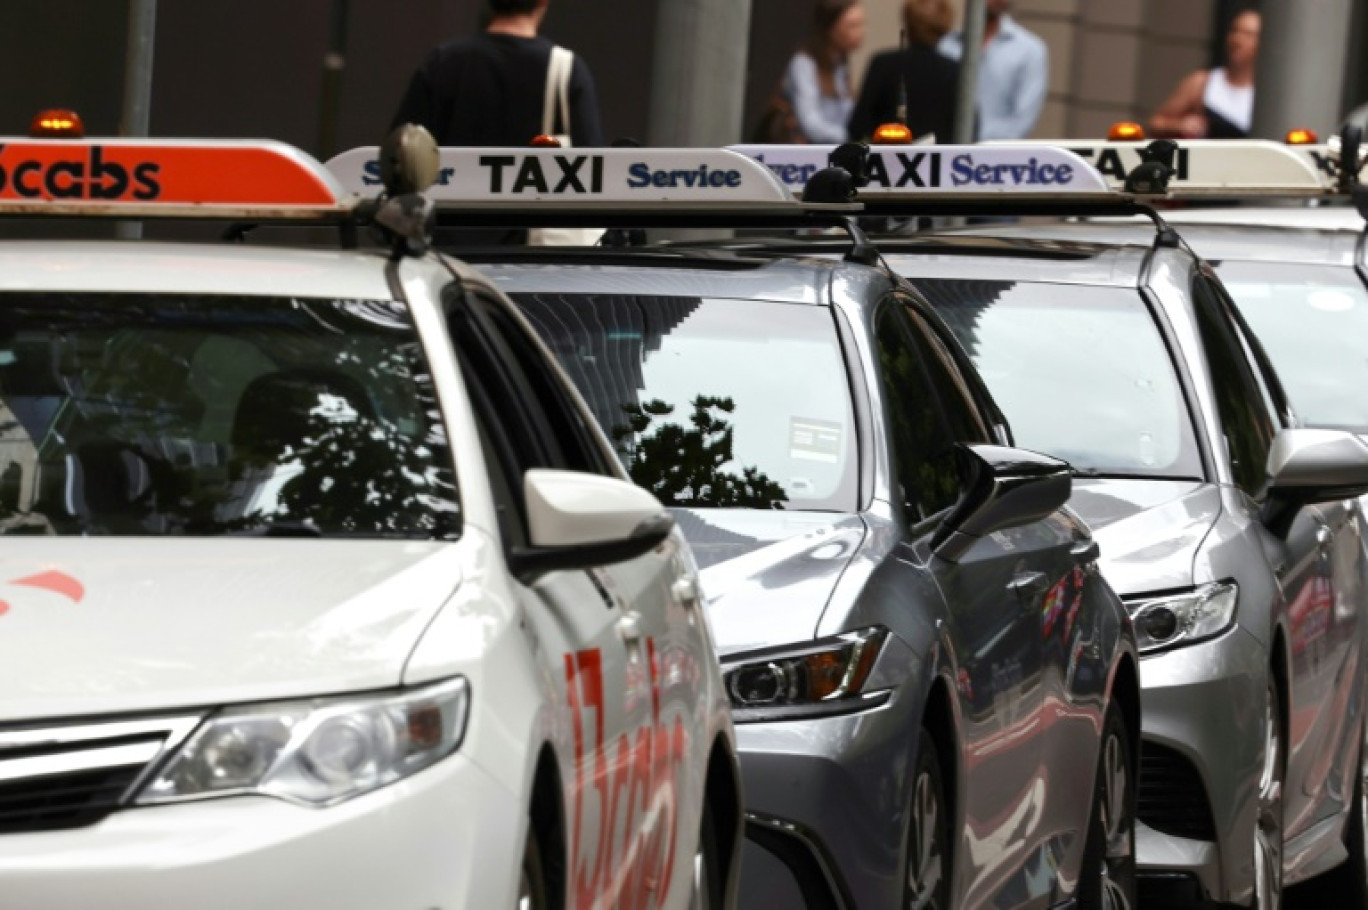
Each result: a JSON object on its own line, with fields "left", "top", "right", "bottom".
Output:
{"left": 933, "top": 445, "right": 1072, "bottom": 563}
{"left": 508, "top": 469, "right": 675, "bottom": 584}
{"left": 1263, "top": 429, "right": 1368, "bottom": 535}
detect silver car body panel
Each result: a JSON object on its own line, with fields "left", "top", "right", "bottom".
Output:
{"left": 887, "top": 236, "right": 1368, "bottom": 903}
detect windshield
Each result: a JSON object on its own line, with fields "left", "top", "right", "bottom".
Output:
{"left": 1214, "top": 262, "right": 1368, "bottom": 433}
{"left": 512, "top": 293, "right": 858, "bottom": 511}
{"left": 0, "top": 293, "right": 459, "bottom": 538}
{"left": 915, "top": 279, "right": 1203, "bottom": 479}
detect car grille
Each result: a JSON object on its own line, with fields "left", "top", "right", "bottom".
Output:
{"left": 1138, "top": 740, "right": 1218, "bottom": 842}
{"left": 0, "top": 716, "right": 201, "bottom": 834}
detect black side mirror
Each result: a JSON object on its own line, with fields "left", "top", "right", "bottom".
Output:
{"left": 932, "top": 444, "right": 1072, "bottom": 563}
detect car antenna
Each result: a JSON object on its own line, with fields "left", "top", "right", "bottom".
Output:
{"left": 897, "top": 29, "right": 910, "bottom": 127}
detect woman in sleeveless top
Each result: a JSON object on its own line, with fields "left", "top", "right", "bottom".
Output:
{"left": 1149, "top": 7, "right": 1259, "bottom": 139}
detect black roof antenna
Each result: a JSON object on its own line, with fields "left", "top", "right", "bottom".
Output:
{"left": 896, "top": 29, "right": 910, "bottom": 128}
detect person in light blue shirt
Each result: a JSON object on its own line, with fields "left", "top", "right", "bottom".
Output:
{"left": 939, "top": 0, "right": 1048, "bottom": 140}
{"left": 782, "top": 0, "right": 867, "bottom": 144}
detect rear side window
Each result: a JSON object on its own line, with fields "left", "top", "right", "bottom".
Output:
{"left": 1192, "top": 276, "right": 1277, "bottom": 497}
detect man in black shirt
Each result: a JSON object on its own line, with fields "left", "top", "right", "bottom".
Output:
{"left": 391, "top": 0, "right": 605, "bottom": 148}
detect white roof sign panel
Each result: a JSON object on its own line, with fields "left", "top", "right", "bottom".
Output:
{"left": 1005, "top": 140, "right": 1329, "bottom": 195}
{"left": 729, "top": 144, "right": 1112, "bottom": 196}
{"left": 325, "top": 147, "right": 798, "bottom": 207}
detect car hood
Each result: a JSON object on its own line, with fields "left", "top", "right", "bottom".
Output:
{"left": 1069, "top": 479, "right": 1221, "bottom": 595}
{"left": 0, "top": 538, "right": 462, "bottom": 722}
{"left": 675, "top": 509, "right": 865, "bottom": 656}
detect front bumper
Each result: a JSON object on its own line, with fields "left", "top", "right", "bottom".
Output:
{"left": 0, "top": 753, "right": 519, "bottom": 910}
{"left": 1136, "top": 625, "right": 1267, "bottom": 907}
{"left": 734, "top": 692, "right": 916, "bottom": 910}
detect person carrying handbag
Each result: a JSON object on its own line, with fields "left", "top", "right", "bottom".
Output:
{"left": 391, "top": 0, "right": 605, "bottom": 150}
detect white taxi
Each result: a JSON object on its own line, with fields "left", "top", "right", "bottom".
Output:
{"left": 0, "top": 127, "right": 739, "bottom": 910}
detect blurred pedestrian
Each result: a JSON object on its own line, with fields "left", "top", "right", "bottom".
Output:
{"left": 1149, "top": 7, "right": 1259, "bottom": 139}
{"left": 849, "top": 0, "right": 960, "bottom": 143}
{"left": 782, "top": 0, "right": 867, "bottom": 143}
{"left": 391, "top": 0, "right": 604, "bottom": 148}
{"left": 939, "top": 0, "right": 1048, "bottom": 141}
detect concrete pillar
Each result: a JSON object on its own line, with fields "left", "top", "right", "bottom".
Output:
{"left": 648, "top": 0, "right": 754, "bottom": 147}
{"left": 1251, "top": 0, "right": 1354, "bottom": 139}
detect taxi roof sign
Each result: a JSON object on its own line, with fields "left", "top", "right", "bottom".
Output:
{"left": 325, "top": 146, "right": 814, "bottom": 211}
{"left": 0, "top": 138, "right": 350, "bottom": 218}
{"left": 729, "top": 144, "right": 1115, "bottom": 200}
{"left": 1002, "top": 140, "right": 1330, "bottom": 197}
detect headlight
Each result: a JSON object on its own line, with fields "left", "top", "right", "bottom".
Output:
{"left": 138, "top": 678, "right": 469, "bottom": 807}
{"left": 1127, "top": 582, "right": 1238, "bottom": 654}
{"left": 722, "top": 627, "right": 889, "bottom": 722}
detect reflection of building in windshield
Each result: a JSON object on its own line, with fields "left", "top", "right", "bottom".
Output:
{"left": 514, "top": 293, "right": 700, "bottom": 435}
{"left": 911, "top": 279, "right": 1005, "bottom": 360}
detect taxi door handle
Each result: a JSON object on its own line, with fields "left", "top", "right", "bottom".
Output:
{"left": 1008, "top": 571, "right": 1049, "bottom": 602}
{"left": 671, "top": 577, "right": 700, "bottom": 608}
{"left": 1316, "top": 525, "right": 1335, "bottom": 563}
{"left": 617, "top": 611, "right": 644, "bottom": 644}
{"left": 1071, "top": 539, "right": 1101, "bottom": 564}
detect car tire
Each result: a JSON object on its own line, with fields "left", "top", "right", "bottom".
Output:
{"left": 519, "top": 823, "right": 550, "bottom": 910}
{"left": 905, "top": 726, "right": 951, "bottom": 910}
{"left": 1077, "top": 703, "right": 1136, "bottom": 910}
{"left": 1314, "top": 731, "right": 1368, "bottom": 906}
{"left": 689, "top": 799, "right": 724, "bottom": 910}
{"left": 1254, "top": 678, "right": 1286, "bottom": 909}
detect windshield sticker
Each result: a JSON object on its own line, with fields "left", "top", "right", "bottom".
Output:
{"left": 790, "top": 418, "right": 842, "bottom": 463}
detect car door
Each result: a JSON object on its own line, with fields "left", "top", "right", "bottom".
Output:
{"left": 1204, "top": 273, "right": 1365, "bottom": 836}
{"left": 874, "top": 298, "right": 1057, "bottom": 909}
{"left": 452, "top": 286, "right": 703, "bottom": 908}
{"left": 905, "top": 297, "right": 1105, "bottom": 902}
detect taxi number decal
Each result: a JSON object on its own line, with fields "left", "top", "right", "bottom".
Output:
{"left": 565, "top": 641, "right": 689, "bottom": 910}
{"left": 0, "top": 570, "right": 85, "bottom": 616}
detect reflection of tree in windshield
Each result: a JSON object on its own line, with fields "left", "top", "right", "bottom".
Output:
{"left": 612, "top": 396, "right": 787, "bottom": 510}
{"left": 0, "top": 294, "right": 461, "bottom": 539}
{"left": 266, "top": 349, "right": 459, "bottom": 536}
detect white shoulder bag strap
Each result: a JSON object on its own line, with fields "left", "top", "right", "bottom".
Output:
{"left": 542, "top": 46, "right": 575, "bottom": 144}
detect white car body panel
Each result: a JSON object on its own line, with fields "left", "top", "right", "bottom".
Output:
{"left": 0, "top": 242, "right": 737, "bottom": 910}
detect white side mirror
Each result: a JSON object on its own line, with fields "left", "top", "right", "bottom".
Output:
{"left": 512, "top": 469, "right": 674, "bottom": 582}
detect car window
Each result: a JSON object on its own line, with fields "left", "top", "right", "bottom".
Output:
{"left": 466, "top": 291, "right": 614, "bottom": 477}
{"left": 1191, "top": 276, "right": 1277, "bottom": 497}
{"left": 512, "top": 292, "right": 858, "bottom": 512}
{"left": 1215, "top": 261, "right": 1368, "bottom": 433}
{"left": 874, "top": 306, "right": 961, "bottom": 526}
{"left": 0, "top": 293, "right": 460, "bottom": 538}
{"left": 902, "top": 306, "right": 994, "bottom": 446}
{"left": 917, "top": 278, "right": 1203, "bottom": 480}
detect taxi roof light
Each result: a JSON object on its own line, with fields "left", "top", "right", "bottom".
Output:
{"left": 1108, "top": 122, "right": 1146, "bottom": 141}
{"left": 871, "top": 123, "right": 915, "bottom": 145}
{"left": 530, "top": 134, "right": 563, "bottom": 148}
{"left": 30, "top": 109, "right": 84, "bottom": 139}
{"left": 1285, "top": 128, "right": 1319, "bottom": 146}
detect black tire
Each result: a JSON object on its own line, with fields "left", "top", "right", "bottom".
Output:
{"left": 904, "top": 726, "right": 951, "bottom": 910}
{"left": 1078, "top": 703, "right": 1137, "bottom": 910}
{"left": 690, "top": 799, "right": 724, "bottom": 910}
{"left": 1314, "top": 734, "right": 1368, "bottom": 907}
{"left": 519, "top": 824, "right": 550, "bottom": 910}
